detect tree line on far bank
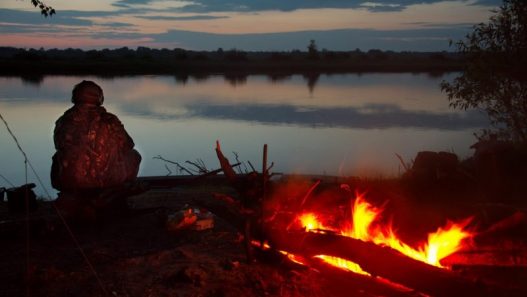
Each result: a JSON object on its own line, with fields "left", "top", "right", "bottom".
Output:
{"left": 0, "top": 46, "right": 463, "bottom": 75}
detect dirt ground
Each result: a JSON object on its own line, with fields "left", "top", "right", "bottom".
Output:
{"left": 1, "top": 178, "right": 527, "bottom": 297}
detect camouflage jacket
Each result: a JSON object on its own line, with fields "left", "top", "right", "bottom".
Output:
{"left": 51, "top": 104, "right": 141, "bottom": 191}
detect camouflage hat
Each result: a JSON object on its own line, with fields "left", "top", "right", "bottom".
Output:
{"left": 71, "top": 80, "right": 104, "bottom": 106}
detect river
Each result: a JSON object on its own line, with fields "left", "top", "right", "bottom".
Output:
{"left": 0, "top": 73, "right": 488, "bottom": 196}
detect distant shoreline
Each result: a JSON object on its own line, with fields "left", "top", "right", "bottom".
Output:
{"left": 0, "top": 46, "right": 464, "bottom": 75}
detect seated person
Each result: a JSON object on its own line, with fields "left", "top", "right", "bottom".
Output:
{"left": 51, "top": 80, "right": 141, "bottom": 216}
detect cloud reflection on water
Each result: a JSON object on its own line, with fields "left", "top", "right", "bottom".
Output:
{"left": 2, "top": 73, "right": 489, "bottom": 131}
{"left": 120, "top": 101, "right": 487, "bottom": 130}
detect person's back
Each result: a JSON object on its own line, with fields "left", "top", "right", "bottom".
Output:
{"left": 51, "top": 80, "right": 141, "bottom": 192}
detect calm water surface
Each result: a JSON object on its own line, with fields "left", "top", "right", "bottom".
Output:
{"left": 0, "top": 73, "right": 488, "bottom": 196}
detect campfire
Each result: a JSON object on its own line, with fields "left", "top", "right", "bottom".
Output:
{"left": 193, "top": 141, "right": 525, "bottom": 297}
{"left": 289, "top": 194, "right": 473, "bottom": 273}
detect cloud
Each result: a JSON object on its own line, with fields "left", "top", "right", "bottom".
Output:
{"left": 0, "top": 9, "right": 141, "bottom": 36}
{"left": 1, "top": 0, "right": 501, "bottom": 51}
{"left": 152, "top": 27, "right": 471, "bottom": 51}
{"left": 157, "top": 0, "right": 502, "bottom": 13}
{"left": 113, "top": 0, "right": 155, "bottom": 7}
{"left": 136, "top": 15, "right": 229, "bottom": 21}
{"left": 102, "top": 22, "right": 135, "bottom": 27}
{"left": 359, "top": 2, "right": 402, "bottom": 12}
{"left": 0, "top": 24, "right": 87, "bottom": 34}
{"left": 0, "top": 18, "right": 473, "bottom": 51}
{"left": 0, "top": 9, "right": 93, "bottom": 26}
{"left": 401, "top": 22, "right": 476, "bottom": 29}
{"left": 472, "top": 0, "right": 502, "bottom": 6}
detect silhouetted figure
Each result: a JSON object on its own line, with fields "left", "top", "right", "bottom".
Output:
{"left": 51, "top": 81, "right": 141, "bottom": 219}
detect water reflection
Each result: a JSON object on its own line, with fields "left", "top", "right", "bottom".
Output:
{"left": 224, "top": 74, "right": 247, "bottom": 87}
{"left": 174, "top": 73, "right": 189, "bottom": 85}
{"left": 0, "top": 73, "right": 489, "bottom": 196}
{"left": 184, "top": 103, "right": 486, "bottom": 129}
{"left": 21, "top": 75, "right": 45, "bottom": 86}
{"left": 14, "top": 71, "right": 462, "bottom": 92}
{"left": 303, "top": 73, "right": 320, "bottom": 94}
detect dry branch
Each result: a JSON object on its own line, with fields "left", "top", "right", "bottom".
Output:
{"left": 153, "top": 155, "right": 193, "bottom": 175}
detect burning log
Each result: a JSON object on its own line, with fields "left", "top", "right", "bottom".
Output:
{"left": 266, "top": 230, "right": 524, "bottom": 297}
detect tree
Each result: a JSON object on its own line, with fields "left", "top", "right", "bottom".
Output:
{"left": 307, "top": 39, "right": 319, "bottom": 59}
{"left": 29, "top": 0, "right": 55, "bottom": 17}
{"left": 441, "top": 0, "right": 527, "bottom": 142}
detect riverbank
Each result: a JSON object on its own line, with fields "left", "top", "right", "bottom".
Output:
{"left": 1, "top": 172, "right": 526, "bottom": 297}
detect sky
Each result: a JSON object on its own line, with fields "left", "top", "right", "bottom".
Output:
{"left": 0, "top": 0, "right": 501, "bottom": 51}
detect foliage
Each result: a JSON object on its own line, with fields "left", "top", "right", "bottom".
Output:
{"left": 441, "top": 0, "right": 527, "bottom": 142}
{"left": 0, "top": 46, "right": 466, "bottom": 75}
{"left": 307, "top": 39, "right": 319, "bottom": 59}
{"left": 30, "top": 0, "right": 55, "bottom": 17}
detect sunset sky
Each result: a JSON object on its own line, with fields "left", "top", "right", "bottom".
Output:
{"left": 0, "top": 0, "right": 500, "bottom": 51}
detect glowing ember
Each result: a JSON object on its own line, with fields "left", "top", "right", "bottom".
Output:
{"left": 251, "top": 240, "right": 308, "bottom": 266}
{"left": 298, "top": 192, "right": 473, "bottom": 270}
{"left": 315, "top": 255, "right": 370, "bottom": 275}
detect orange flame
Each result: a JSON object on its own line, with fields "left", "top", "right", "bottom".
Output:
{"left": 299, "top": 213, "right": 325, "bottom": 231}
{"left": 348, "top": 194, "right": 380, "bottom": 240}
{"left": 298, "top": 192, "right": 473, "bottom": 271}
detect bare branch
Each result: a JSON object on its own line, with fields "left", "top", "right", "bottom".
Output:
{"left": 266, "top": 162, "right": 274, "bottom": 173}
{"left": 153, "top": 155, "right": 194, "bottom": 175}
{"left": 395, "top": 153, "right": 411, "bottom": 172}
{"left": 164, "top": 164, "right": 172, "bottom": 176}
{"left": 185, "top": 160, "right": 208, "bottom": 174}
{"left": 247, "top": 161, "right": 257, "bottom": 173}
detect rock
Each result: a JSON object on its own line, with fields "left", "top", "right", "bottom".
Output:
{"left": 411, "top": 151, "right": 459, "bottom": 183}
